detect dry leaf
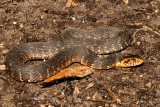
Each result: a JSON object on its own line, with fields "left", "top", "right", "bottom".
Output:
{"left": 66, "top": 0, "right": 78, "bottom": 7}
{"left": 73, "top": 84, "right": 80, "bottom": 96}
{"left": 123, "top": 0, "right": 128, "bottom": 4}
{"left": 145, "top": 82, "right": 152, "bottom": 88}
{"left": 0, "top": 65, "right": 6, "bottom": 70}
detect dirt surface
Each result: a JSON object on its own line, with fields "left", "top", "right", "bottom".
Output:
{"left": 0, "top": 0, "right": 160, "bottom": 106}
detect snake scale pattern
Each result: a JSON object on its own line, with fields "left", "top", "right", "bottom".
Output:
{"left": 5, "top": 27, "right": 143, "bottom": 82}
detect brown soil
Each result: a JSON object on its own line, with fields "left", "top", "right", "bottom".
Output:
{"left": 0, "top": 0, "right": 160, "bottom": 106}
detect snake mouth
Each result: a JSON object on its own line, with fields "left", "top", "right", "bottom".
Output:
{"left": 116, "top": 55, "right": 144, "bottom": 67}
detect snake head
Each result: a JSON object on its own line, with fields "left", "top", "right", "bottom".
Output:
{"left": 116, "top": 56, "right": 144, "bottom": 67}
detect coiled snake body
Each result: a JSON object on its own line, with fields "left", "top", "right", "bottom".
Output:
{"left": 5, "top": 27, "right": 143, "bottom": 83}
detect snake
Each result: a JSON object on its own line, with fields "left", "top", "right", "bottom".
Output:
{"left": 4, "top": 27, "right": 143, "bottom": 83}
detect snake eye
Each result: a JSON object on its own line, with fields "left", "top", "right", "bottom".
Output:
{"left": 132, "top": 58, "right": 136, "bottom": 62}
{"left": 124, "top": 59, "right": 130, "bottom": 63}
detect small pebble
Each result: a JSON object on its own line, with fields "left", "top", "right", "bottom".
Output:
{"left": 86, "top": 96, "right": 90, "bottom": 99}
{"left": 19, "top": 24, "right": 24, "bottom": 28}
{"left": 13, "top": 21, "right": 17, "bottom": 24}
{"left": 0, "top": 42, "right": 4, "bottom": 48}
{"left": 140, "top": 75, "right": 143, "bottom": 77}
{"left": 2, "top": 50, "right": 9, "bottom": 54}
{"left": 155, "top": 9, "right": 159, "bottom": 13}
{"left": 137, "top": 41, "right": 140, "bottom": 45}
{"left": 72, "top": 17, "right": 76, "bottom": 21}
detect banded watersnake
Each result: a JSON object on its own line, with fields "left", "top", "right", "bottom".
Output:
{"left": 5, "top": 27, "right": 143, "bottom": 83}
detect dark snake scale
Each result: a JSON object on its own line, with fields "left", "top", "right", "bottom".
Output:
{"left": 5, "top": 27, "right": 142, "bottom": 82}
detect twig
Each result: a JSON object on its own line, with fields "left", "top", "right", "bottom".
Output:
{"left": 143, "top": 25, "right": 160, "bottom": 36}
{"left": 131, "top": 25, "right": 160, "bottom": 44}
{"left": 0, "top": 0, "right": 13, "bottom": 6}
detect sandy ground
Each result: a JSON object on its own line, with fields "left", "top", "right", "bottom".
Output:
{"left": 0, "top": 0, "right": 160, "bottom": 106}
